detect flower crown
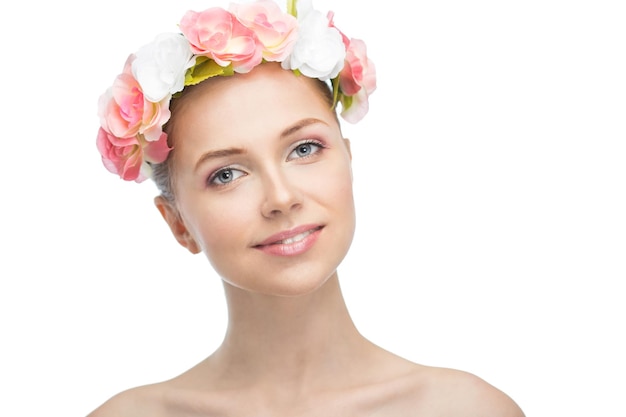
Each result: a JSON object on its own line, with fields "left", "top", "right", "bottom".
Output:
{"left": 96, "top": 0, "right": 376, "bottom": 182}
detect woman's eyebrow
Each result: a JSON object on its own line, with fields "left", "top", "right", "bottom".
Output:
{"left": 193, "top": 118, "right": 327, "bottom": 172}
{"left": 194, "top": 147, "right": 246, "bottom": 172}
{"left": 280, "top": 118, "right": 328, "bottom": 139}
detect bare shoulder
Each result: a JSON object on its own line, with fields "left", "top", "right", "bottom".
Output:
{"left": 355, "top": 352, "right": 524, "bottom": 417}
{"left": 85, "top": 377, "right": 230, "bottom": 417}
{"left": 411, "top": 365, "right": 525, "bottom": 417}
{"left": 86, "top": 384, "right": 167, "bottom": 417}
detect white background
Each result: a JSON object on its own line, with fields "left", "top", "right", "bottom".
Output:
{"left": 1, "top": 0, "right": 624, "bottom": 416}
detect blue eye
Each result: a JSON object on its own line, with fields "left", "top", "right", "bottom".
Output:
{"left": 288, "top": 141, "right": 323, "bottom": 160}
{"left": 209, "top": 168, "right": 246, "bottom": 186}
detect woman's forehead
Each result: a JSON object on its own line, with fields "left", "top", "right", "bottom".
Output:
{"left": 169, "top": 64, "right": 337, "bottom": 146}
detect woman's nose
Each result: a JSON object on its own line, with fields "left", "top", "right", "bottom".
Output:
{"left": 260, "top": 170, "right": 302, "bottom": 218}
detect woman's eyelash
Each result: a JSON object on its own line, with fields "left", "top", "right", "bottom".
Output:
{"left": 208, "top": 167, "right": 246, "bottom": 187}
{"left": 288, "top": 139, "right": 325, "bottom": 160}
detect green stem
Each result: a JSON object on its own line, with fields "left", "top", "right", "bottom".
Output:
{"left": 331, "top": 77, "right": 340, "bottom": 109}
{"left": 287, "top": 0, "right": 297, "bottom": 17}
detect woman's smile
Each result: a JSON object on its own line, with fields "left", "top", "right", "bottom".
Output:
{"left": 253, "top": 224, "right": 324, "bottom": 256}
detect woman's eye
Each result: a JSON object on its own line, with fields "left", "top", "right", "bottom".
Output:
{"left": 288, "top": 141, "right": 323, "bottom": 160}
{"left": 209, "top": 168, "right": 245, "bottom": 186}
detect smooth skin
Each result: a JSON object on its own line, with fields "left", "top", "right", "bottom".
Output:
{"left": 88, "top": 63, "right": 525, "bottom": 417}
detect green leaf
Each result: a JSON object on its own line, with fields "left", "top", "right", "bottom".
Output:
{"left": 342, "top": 94, "right": 353, "bottom": 109}
{"left": 184, "top": 56, "right": 234, "bottom": 86}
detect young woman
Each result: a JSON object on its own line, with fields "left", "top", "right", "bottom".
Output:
{"left": 90, "top": 1, "right": 525, "bottom": 415}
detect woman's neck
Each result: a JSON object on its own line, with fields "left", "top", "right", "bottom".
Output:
{"left": 207, "top": 273, "right": 374, "bottom": 392}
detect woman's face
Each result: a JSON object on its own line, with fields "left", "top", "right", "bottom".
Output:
{"left": 161, "top": 63, "right": 356, "bottom": 297}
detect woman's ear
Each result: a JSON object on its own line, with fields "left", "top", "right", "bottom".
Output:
{"left": 154, "top": 196, "right": 201, "bottom": 254}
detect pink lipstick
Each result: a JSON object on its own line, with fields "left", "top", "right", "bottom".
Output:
{"left": 254, "top": 225, "right": 323, "bottom": 256}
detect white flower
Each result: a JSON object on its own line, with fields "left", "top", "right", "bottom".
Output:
{"left": 132, "top": 33, "right": 196, "bottom": 102}
{"left": 281, "top": 0, "right": 345, "bottom": 81}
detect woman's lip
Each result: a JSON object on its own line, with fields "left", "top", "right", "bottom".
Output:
{"left": 254, "top": 226, "right": 322, "bottom": 256}
{"left": 255, "top": 224, "right": 324, "bottom": 247}
{"left": 253, "top": 225, "right": 323, "bottom": 257}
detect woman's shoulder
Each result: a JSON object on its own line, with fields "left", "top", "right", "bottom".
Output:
{"left": 402, "top": 364, "right": 525, "bottom": 417}
{"left": 347, "top": 349, "right": 524, "bottom": 416}
{"left": 86, "top": 377, "right": 231, "bottom": 417}
{"left": 86, "top": 384, "right": 166, "bottom": 417}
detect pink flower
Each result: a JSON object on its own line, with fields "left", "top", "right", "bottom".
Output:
{"left": 230, "top": 0, "right": 298, "bottom": 62}
{"left": 142, "top": 131, "right": 171, "bottom": 165}
{"left": 98, "top": 56, "right": 171, "bottom": 143}
{"left": 179, "top": 7, "right": 263, "bottom": 73}
{"left": 96, "top": 128, "right": 144, "bottom": 181}
{"left": 339, "top": 88, "right": 370, "bottom": 124}
{"left": 339, "top": 38, "right": 376, "bottom": 123}
{"left": 96, "top": 128, "right": 170, "bottom": 182}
